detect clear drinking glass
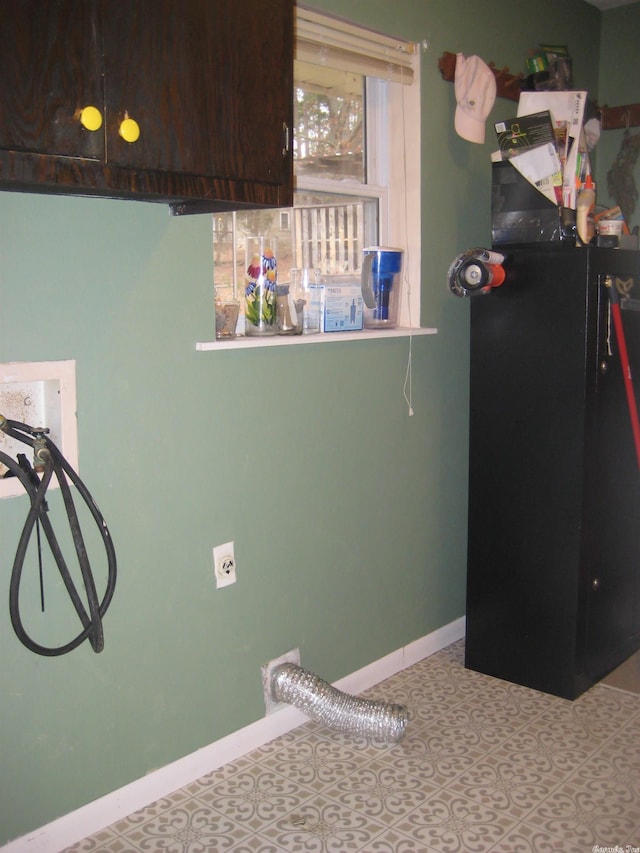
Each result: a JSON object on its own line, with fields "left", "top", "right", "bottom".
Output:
{"left": 290, "top": 267, "right": 322, "bottom": 334}
{"left": 214, "top": 298, "right": 240, "bottom": 339}
{"left": 276, "top": 284, "right": 304, "bottom": 335}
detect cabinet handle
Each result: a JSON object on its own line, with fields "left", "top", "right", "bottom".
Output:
{"left": 119, "top": 115, "right": 141, "bottom": 143}
{"left": 282, "top": 122, "right": 290, "bottom": 157}
{"left": 79, "top": 105, "right": 103, "bottom": 132}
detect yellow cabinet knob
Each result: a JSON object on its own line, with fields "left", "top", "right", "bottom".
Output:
{"left": 79, "top": 105, "right": 103, "bottom": 132}
{"left": 119, "top": 116, "right": 140, "bottom": 143}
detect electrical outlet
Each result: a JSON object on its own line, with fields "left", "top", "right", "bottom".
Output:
{"left": 213, "top": 541, "right": 236, "bottom": 588}
{"left": 261, "top": 648, "right": 301, "bottom": 714}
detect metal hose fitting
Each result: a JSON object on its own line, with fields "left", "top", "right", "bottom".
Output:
{"left": 271, "top": 662, "right": 408, "bottom": 743}
{"left": 32, "top": 428, "right": 51, "bottom": 472}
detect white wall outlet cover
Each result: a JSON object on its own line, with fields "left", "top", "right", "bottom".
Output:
{"left": 261, "top": 648, "right": 301, "bottom": 715}
{"left": 0, "top": 360, "right": 78, "bottom": 500}
{"left": 213, "top": 541, "right": 236, "bottom": 588}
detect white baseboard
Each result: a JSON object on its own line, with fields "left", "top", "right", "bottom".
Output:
{"left": 2, "top": 616, "right": 465, "bottom": 853}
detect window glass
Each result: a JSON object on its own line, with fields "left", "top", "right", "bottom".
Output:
{"left": 213, "top": 210, "right": 289, "bottom": 301}
{"left": 212, "top": 192, "right": 377, "bottom": 301}
{"left": 294, "top": 62, "right": 365, "bottom": 183}
{"left": 293, "top": 191, "right": 377, "bottom": 276}
{"left": 211, "top": 10, "right": 420, "bottom": 333}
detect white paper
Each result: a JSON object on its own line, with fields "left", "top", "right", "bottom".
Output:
{"left": 509, "top": 143, "right": 562, "bottom": 205}
{"left": 517, "top": 91, "right": 587, "bottom": 128}
{"left": 517, "top": 91, "right": 587, "bottom": 208}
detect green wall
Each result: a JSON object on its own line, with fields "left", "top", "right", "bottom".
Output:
{"left": 0, "top": 0, "right": 621, "bottom": 844}
{"left": 596, "top": 3, "right": 640, "bottom": 227}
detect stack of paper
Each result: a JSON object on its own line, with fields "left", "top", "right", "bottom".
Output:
{"left": 492, "top": 91, "right": 589, "bottom": 210}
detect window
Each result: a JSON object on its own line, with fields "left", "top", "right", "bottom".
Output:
{"left": 212, "top": 8, "right": 420, "bottom": 333}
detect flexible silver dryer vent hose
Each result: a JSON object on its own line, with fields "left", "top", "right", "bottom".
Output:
{"left": 271, "top": 663, "right": 408, "bottom": 743}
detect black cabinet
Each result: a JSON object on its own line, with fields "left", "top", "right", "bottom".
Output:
{"left": 0, "top": 0, "right": 293, "bottom": 211}
{"left": 465, "top": 246, "right": 640, "bottom": 699}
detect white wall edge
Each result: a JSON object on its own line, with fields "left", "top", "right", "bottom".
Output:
{"left": 2, "top": 616, "right": 465, "bottom": 853}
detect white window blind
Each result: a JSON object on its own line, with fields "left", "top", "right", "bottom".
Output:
{"left": 296, "top": 6, "right": 416, "bottom": 85}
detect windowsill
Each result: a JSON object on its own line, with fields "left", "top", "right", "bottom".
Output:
{"left": 196, "top": 326, "right": 437, "bottom": 351}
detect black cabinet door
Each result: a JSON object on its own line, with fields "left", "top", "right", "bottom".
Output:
{"left": 101, "top": 0, "right": 292, "bottom": 187}
{"left": 0, "top": 0, "right": 103, "bottom": 160}
{"left": 466, "top": 247, "right": 640, "bottom": 699}
{"left": 585, "top": 266, "right": 640, "bottom": 676}
{"left": 466, "top": 247, "right": 592, "bottom": 698}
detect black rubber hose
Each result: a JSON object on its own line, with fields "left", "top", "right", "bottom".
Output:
{"left": 1, "top": 418, "right": 38, "bottom": 445}
{"left": 51, "top": 456, "right": 104, "bottom": 652}
{"left": 0, "top": 424, "right": 116, "bottom": 656}
{"left": 9, "top": 454, "right": 97, "bottom": 640}
{"left": 17, "top": 454, "right": 48, "bottom": 611}
{"left": 3, "top": 450, "right": 101, "bottom": 655}
{"left": 45, "top": 436, "right": 117, "bottom": 618}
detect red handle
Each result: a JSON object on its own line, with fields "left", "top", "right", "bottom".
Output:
{"left": 609, "top": 287, "right": 640, "bottom": 473}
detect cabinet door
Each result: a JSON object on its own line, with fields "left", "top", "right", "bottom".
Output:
{"left": 586, "top": 266, "right": 640, "bottom": 674}
{"left": 466, "top": 248, "right": 592, "bottom": 699}
{"left": 101, "top": 0, "right": 292, "bottom": 187}
{"left": 0, "top": 0, "right": 103, "bottom": 160}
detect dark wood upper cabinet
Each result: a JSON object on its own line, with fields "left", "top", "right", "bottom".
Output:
{"left": 0, "top": 1, "right": 104, "bottom": 160}
{"left": 0, "top": 0, "right": 294, "bottom": 212}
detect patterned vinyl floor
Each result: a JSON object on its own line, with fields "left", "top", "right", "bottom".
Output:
{"left": 66, "top": 639, "right": 640, "bottom": 852}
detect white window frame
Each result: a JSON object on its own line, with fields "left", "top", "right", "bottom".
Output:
{"left": 293, "top": 8, "right": 421, "bottom": 329}
{"left": 200, "top": 9, "right": 426, "bottom": 349}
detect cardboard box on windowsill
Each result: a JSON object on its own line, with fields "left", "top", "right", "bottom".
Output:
{"left": 323, "top": 283, "right": 364, "bottom": 332}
